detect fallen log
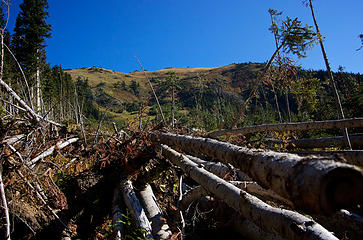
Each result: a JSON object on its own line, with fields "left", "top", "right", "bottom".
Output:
{"left": 112, "top": 188, "right": 124, "bottom": 240}
{"left": 2, "top": 134, "right": 25, "bottom": 145}
{"left": 186, "top": 155, "right": 292, "bottom": 206}
{"left": 153, "top": 133, "right": 363, "bottom": 214}
{"left": 290, "top": 150, "right": 363, "bottom": 166}
{"left": 27, "top": 137, "right": 79, "bottom": 168}
{"left": 313, "top": 210, "right": 363, "bottom": 240}
{"left": 266, "top": 134, "right": 363, "bottom": 149}
{"left": 186, "top": 154, "right": 252, "bottom": 181}
{"left": 120, "top": 180, "right": 153, "bottom": 239}
{"left": 208, "top": 118, "right": 363, "bottom": 138}
{"left": 0, "top": 77, "right": 61, "bottom": 127}
{"left": 160, "top": 144, "right": 337, "bottom": 240}
{"left": 138, "top": 184, "right": 172, "bottom": 239}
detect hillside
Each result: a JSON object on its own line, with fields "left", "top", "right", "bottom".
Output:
{"left": 65, "top": 63, "right": 363, "bottom": 132}
{"left": 65, "top": 63, "right": 265, "bottom": 127}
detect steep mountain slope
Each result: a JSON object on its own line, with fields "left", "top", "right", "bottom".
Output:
{"left": 65, "top": 63, "right": 265, "bottom": 125}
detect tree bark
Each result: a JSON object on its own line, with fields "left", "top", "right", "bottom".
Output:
{"left": 27, "top": 137, "right": 79, "bottom": 168}
{"left": 290, "top": 150, "right": 363, "bottom": 166}
{"left": 209, "top": 117, "right": 363, "bottom": 138}
{"left": 0, "top": 162, "right": 11, "bottom": 240}
{"left": 160, "top": 144, "right": 338, "bottom": 240}
{"left": 120, "top": 179, "right": 153, "bottom": 239}
{"left": 138, "top": 184, "right": 172, "bottom": 239}
{"left": 153, "top": 133, "right": 363, "bottom": 214}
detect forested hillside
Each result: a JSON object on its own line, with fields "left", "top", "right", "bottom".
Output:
{"left": 66, "top": 64, "right": 363, "bottom": 133}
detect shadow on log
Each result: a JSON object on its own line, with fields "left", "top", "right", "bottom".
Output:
{"left": 153, "top": 133, "right": 363, "bottom": 214}
{"left": 160, "top": 144, "right": 338, "bottom": 240}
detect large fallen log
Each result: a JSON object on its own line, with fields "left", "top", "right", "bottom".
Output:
{"left": 160, "top": 144, "right": 337, "bottom": 240}
{"left": 313, "top": 209, "right": 363, "bottom": 240}
{"left": 138, "top": 184, "right": 172, "bottom": 239}
{"left": 266, "top": 134, "right": 363, "bottom": 149}
{"left": 186, "top": 155, "right": 292, "bottom": 206}
{"left": 208, "top": 118, "right": 363, "bottom": 138}
{"left": 27, "top": 137, "right": 79, "bottom": 168}
{"left": 290, "top": 150, "right": 363, "bottom": 166}
{"left": 120, "top": 180, "right": 153, "bottom": 239}
{"left": 186, "top": 154, "right": 252, "bottom": 181}
{"left": 153, "top": 133, "right": 363, "bottom": 214}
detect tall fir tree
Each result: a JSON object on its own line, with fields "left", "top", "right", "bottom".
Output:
{"left": 12, "top": 0, "right": 51, "bottom": 113}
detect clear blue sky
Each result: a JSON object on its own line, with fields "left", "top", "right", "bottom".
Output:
{"left": 7, "top": 0, "right": 363, "bottom": 73}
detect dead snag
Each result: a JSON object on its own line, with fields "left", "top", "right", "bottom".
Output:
{"left": 209, "top": 118, "right": 363, "bottom": 138}
{"left": 160, "top": 144, "right": 337, "bottom": 240}
{"left": 154, "top": 133, "right": 363, "bottom": 214}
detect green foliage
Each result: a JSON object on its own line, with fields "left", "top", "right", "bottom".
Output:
{"left": 75, "top": 77, "right": 100, "bottom": 120}
{"left": 130, "top": 80, "right": 140, "bottom": 95}
{"left": 12, "top": 0, "right": 51, "bottom": 77}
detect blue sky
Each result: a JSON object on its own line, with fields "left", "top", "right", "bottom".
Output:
{"left": 7, "top": 0, "right": 363, "bottom": 73}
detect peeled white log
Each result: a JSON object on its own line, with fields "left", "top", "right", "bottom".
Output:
{"left": 290, "top": 150, "right": 363, "bottom": 166}
{"left": 208, "top": 118, "right": 363, "bottom": 138}
{"left": 231, "top": 181, "right": 293, "bottom": 207}
{"left": 154, "top": 133, "right": 363, "bottom": 214}
{"left": 27, "top": 137, "right": 79, "bottom": 168}
{"left": 0, "top": 164, "right": 11, "bottom": 240}
{"left": 2, "top": 134, "right": 25, "bottom": 145}
{"left": 138, "top": 184, "right": 172, "bottom": 239}
{"left": 120, "top": 180, "right": 153, "bottom": 239}
{"left": 186, "top": 155, "right": 292, "bottom": 206}
{"left": 186, "top": 154, "right": 252, "bottom": 181}
{"left": 160, "top": 144, "right": 337, "bottom": 240}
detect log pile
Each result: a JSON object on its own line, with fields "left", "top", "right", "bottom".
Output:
{"left": 149, "top": 132, "right": 363, "bottom": 240}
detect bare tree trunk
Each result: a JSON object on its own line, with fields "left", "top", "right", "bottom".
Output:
{"left": 154, "top": 133, "right": 363, "bottom": 214}
{"left": 285, "top": 90, "right": 292, "bottom": 122}
{"left": 171, "top": 86, "right": 175, "bottom": 128}
{"left": 160, "top": 144, "right": 338, "bottom": 240}
{"left": 138, "top": 184, "right": 172, "bottom": 239}
{"left": 209, "top": 117, "right": 363, "bottom": 138}
{"left": 272, "top": 84, "right": 282, "bottom": 122}
{"left": 36, "top": 65, "right": 41, "bottom": 114}
{"left": 135, "top": 56, "right": 166, "bottom": 124}
{"left": 0, "top": 161, "right": 11, "bottom": 240}
{"left": 27, "top": 137, "right": 79, "bottom": 168}
{"left": 308, "top": 0, "right": 351, "bottom": 149}
{"left": 120, "top": 179, "right": 153, "bottom": 239}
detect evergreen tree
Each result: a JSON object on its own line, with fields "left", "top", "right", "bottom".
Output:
{"left": 12, "top": 0, "right": 51, "bottom": 73}
{"left": 12, "top": 0, "right": 51, "bottom": 113}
